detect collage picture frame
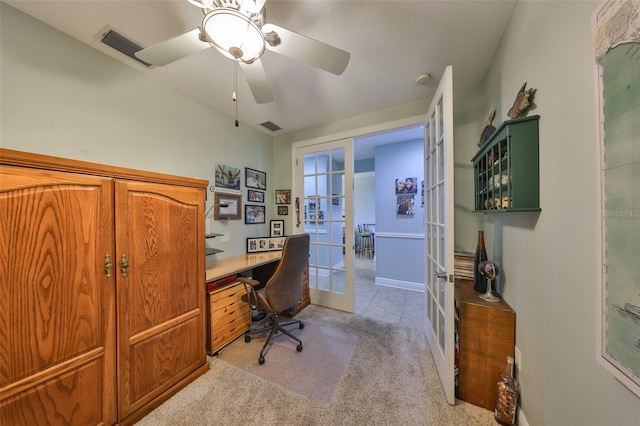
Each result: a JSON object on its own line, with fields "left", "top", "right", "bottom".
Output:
{"left": 246, "top": 236, "right": 286, "bottom": 253}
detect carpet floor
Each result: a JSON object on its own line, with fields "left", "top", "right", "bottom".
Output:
{"left": 217, "top": 321, "right": 358, "bottom": 404}
{"left": 135, "top": 304, "right": 496, "bottom": 425}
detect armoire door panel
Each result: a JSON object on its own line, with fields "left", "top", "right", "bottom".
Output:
{"left": 114, "top": 179, "right": 205, "bottom": 418}
{"left": 0, "top": 165, "right": 116, "bottom": 426}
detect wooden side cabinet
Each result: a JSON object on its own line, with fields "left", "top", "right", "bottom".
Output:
{"left": 455, "top": 279, "right": 515, "bottom": 411}
{"left": 207, "top": 282, "right": 251, "bottom": 355}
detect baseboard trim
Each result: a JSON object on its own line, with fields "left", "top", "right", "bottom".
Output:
{"left": 518, "top": 406, "right": 529, "bottom": 426}
{"left": 375, "top": 276, "right": 424, "bottom": 292}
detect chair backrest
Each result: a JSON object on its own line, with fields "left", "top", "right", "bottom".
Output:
{"left": 264, "top": 234, "right": 310, "bottom": 312}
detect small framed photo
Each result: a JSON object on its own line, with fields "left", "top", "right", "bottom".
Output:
{"left": 247, "top": 189, "right": 264, "bottom": 203}
{"left": 245, "top": 204, "right": 266, "bottom": 224}
{"left": 245, "top": 167, "right": 266, "bottom": 190}
{"left": 275, "top": 189, "right": 291, "bottom": 204}
{"left": 246, "top": 238, "right": 262, "bottom": 253}
{"left": 270, "top": 220, "right": 284, "bottom": 237}
{"left": 278, "top": 205, "right": 288, "bottom": 215}
{"left": 214, "top": 192, "right": 242, "bottom": 220}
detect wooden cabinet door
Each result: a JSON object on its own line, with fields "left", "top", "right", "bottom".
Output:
{"left": 0, "top": 166, "right": 116, "bottom": 425}
{"left": 114, "top": 180, "right": 205, "bottom": 421}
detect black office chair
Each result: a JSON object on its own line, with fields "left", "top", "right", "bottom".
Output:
{"left": 237, "top": 233, "right": 310, "bottom": 365}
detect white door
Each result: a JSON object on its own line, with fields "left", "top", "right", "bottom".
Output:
{"left": 424, "top": 65, "right": 456, "bottom": 404}
{"left": 294, "top": 139, "right": 354, "bottom": 313}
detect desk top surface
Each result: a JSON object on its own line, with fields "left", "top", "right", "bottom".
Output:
{"left": 205, "top": 251, "right": 282, "bottom": 282}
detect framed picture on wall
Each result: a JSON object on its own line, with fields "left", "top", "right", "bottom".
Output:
{"left": 214, "top": 192, "right": 242, "bottom": 220}
{"left": 275, "top": 189, "right": 291, "bottom": 204}
{"left": 248, "top": 189, "right": 264, "bottom": 203}
{"left": 215, "top": 164, "right": 241, "bottom": 191}
{"left": 278, "top": 206, "right": 289, "bottom": 215}
{"left": 245, "top": 204, "right": 265, "bottom": 224}
{"left": 270, "top": 220, "right": 284, "bottom": 237}
{"left": 245, "top": 167, "right": 266, "bottom": 190}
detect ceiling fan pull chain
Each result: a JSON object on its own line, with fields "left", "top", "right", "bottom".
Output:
{"left": 233, "top": 61, "right": 239, "bottom": 127}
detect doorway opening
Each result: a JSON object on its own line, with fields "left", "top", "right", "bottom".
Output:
{"left": 352, "top": 125, "right": 425, "bottom": 329}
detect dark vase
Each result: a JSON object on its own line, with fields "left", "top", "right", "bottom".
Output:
{"left": 473, "top": 231, "right": 488, "bottom": 293}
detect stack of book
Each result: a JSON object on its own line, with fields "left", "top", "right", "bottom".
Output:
{"left": 454, "top": 252, "right": 474, "bottom": 280}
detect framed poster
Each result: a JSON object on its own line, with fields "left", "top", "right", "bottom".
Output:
{"left": 594, "top": 0, "right": 640, "bottom": 397}
{"left": 245, "top": 204, "right": 265, "bottom": 224}
{"left": 278, "top": 205, "right": 289, "bottom": 215}
{"left": 213, "top": 192, "right": 242, "bottom": 220}
{"left": 215, "top": 164, "right": 241, "bottom": 191}
{"left": 245, "top": 167, "right": 266, "bottom": 190}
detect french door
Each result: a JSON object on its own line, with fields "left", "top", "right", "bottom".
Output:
{"left": 294, "top": 138, "right": 354, "bottom": 313}
{"left": 424, "top": 65, "right": 456, "bottom": 404}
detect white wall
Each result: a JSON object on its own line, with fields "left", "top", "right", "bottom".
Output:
{"left": 0, "top": 3, "right": 273, "bottom": 259}
{"left": 374, "top": 139, "right": 425, "bottom": 287}
{"left": 481, "top": 1, "right": 639, "bottom": 425}
{"left": 354, "top": 172, "right": 376, "bottom": 227}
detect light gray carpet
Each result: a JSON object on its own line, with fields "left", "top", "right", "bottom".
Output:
{"left": 217, "top": 321, "right": 357, "bottom": 404}
{"left": 135, "top": 305, "right": 496, "bottom": 425}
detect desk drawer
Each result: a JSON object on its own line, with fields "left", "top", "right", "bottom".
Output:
{"left": 209, "top": 282, "right": 246, "bottom": 306}
{"left": 207, "top": 281, "right": 251, "bottom": 354}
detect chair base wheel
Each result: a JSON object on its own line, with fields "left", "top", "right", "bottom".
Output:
{"left": 259, "top": 356, "right": 265, "bottom": 365}
{"left": 297, "top": 344, "right": 303, "bottom": 352}
{"left": 299, "top": 322, "right": 305, "bottom": 329}
{"left": 245, "top": 334, "right": 251, "bottom": 343}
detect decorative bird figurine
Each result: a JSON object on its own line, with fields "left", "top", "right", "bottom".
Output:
{"left": 508, "top": 82, "right": 536, "bottom": 119}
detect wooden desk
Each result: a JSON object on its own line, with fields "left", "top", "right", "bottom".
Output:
{"left": 204, "top": 252, "right": 310, "bottom": 355}
{"left": 206, "top": 251, "right": 283, "bottom": 282}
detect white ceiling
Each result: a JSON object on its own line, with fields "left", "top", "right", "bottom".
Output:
{"left": 5, "top": 0, "right": 517, "bottom": 140}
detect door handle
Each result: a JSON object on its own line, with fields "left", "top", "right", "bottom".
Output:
{"left": 104, "top": 254, "right": 113, "bottom": 278}
{"left": 121, "top": 254, "right": 129, "bottom": 278}
{"left": 433, "top": 271, "right": 453, "bottom": 282}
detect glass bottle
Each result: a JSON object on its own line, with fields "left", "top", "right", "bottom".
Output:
{"left": 473, "top": 230, "right": 488, "bottom": 293}
{"left": 495, "top": 356, "right": 518, "bottom": 425}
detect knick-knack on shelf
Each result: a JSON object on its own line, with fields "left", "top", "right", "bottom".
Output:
{"left": 473, "top": 231, "right": 488, "bottom": 293}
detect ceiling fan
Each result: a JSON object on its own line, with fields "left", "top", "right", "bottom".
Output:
{"left": 135, "top": 0, "right": 351, "bottom": 104}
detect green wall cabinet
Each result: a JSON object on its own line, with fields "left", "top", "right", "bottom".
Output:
{"left": 472, "top": 115, "right": 540, "bottom": 212}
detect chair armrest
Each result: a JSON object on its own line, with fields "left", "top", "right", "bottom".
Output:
{"left": 237, "top": 276, "right": 261, "bottom": 287}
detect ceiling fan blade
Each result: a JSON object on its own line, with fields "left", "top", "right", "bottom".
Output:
{"left": 239, "top": 59, "right": 274, "bottom": 104}
{"left": 262, "top": 23, "right": 350, "bottom": 75}
{"left": 135, "top": 28, "right": 208, "bottom": 66}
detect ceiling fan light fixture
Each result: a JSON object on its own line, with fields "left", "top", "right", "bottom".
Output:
{"left": 186, "top": 0, "right": 215, "bottom": 9}
{"left": 202, "top": 8, "right": 265, "bottom": 63}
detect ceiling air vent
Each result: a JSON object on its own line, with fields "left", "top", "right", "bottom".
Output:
{"left": 99, "top": 27, "right": 151, "bottom": 67}
{"left": 260, "top": 121, "right": 282, "bottom": 132}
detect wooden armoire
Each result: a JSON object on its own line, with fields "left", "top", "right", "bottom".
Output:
{"left": 0, "top": 149, "right": 209, "bottom": 425}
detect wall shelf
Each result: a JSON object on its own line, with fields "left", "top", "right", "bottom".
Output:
{"left": 206, "top": 233, "right": 223, "bottom": 256}
{"left": 471, "top": 115, "right": 540, "bottom": 212}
